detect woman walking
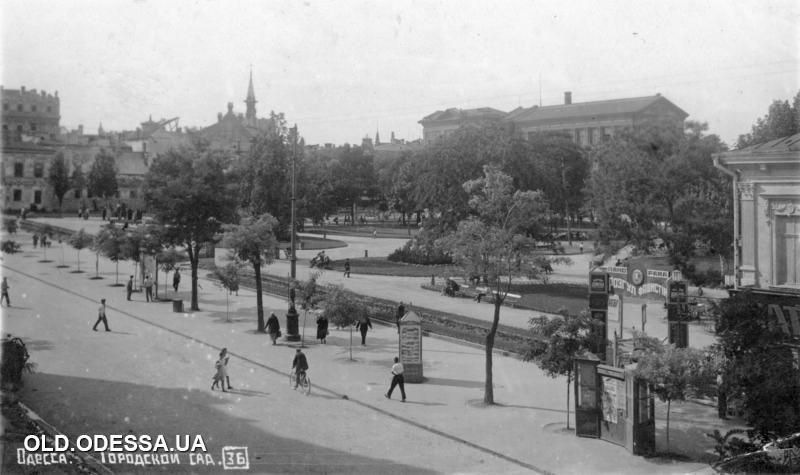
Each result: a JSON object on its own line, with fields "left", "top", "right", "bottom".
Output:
{"left": 266, "top": 313, "right": 281, "bottom": 345}
{"left": 316, "top": 313, "right": 329, "bottom": 344}
{"left": 211, "top": 348, "right": 230, "bottom": 392}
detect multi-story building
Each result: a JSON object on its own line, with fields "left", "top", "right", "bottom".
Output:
{"left": 1, "top": 85, "right": 61, "bottom": 142}
{"left": 418, "top": 92, "right": 688, "bottom": 147}
{"left": 418, "top": 107, "right": 507, "bottom": 143}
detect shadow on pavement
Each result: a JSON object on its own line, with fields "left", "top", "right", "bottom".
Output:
{"left": 423, "top": 377, "right": 484, "bottom": 389}
{"left": 18, "top": 372, "right": 438, "bottom": 474}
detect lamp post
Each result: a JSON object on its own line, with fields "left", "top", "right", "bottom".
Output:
{"left": 290, "top": 124, "right": 297, "bottom": 280}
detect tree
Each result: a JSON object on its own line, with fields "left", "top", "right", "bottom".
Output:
{"left": 524, "top": 310, "right": 600, "bottom": 429}
{"left": 157, "top": 247, "right": 186, "bottom": 297}
{"left": 295, "top": 272, "right": 324, "bottom": 347}
{"left": 715, "top": 290, "right": 800, "bottom": 439}
{"left": 68, "top": 229, "right": 93, "bottom": 272}
{"left": 320, "top": 286, "right": 369, "bottom": 361}
{"left": 121, "top": 225, "right": 163, "bottom": 296}
{"left": 87, "top": 149, "right": 118, "bottom": 207}
{"left": 70, "top": 162, "right": 86, "bottom": 203}
{"left": 329, "top": 144, "right": 379, "bottom": 224}
{"left": 143, "top": 146, "right": 237, "bottom": 311}
{"left": 94, "top": 224, "right": 126, "bottom": 285}
{"left": 220, "top": 212, "right": 279, "bottom": 328}
{"left": 588, "top": 121, "right": 731, "bottom": 270}
{"left": 633, "top": 343, "right": 716, "bottom": 453}
{"left": 437, "top": 165, "right": 564, "bottom": 404}
{"left": 737, "top": 91, "right": 800, "bottom": 148}
{"left": 1, "top": 240, "right": 21, "bottom": 254}
{"left": 213, "top": 262, "right": 241, "bottom": 322}
{"left": 48, "top": 152, "right": 70, "bottom": 215}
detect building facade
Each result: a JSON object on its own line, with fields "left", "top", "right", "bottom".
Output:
{"left": 1, "top": 85, "right": 61, "bottom": 142}
{"left": 418, "top": 107, "right": 507, "bottom": 143}
{"left": 714, "top": 133, "right": 800, "bottom": 290}
{"left": 418, "top": 92, "right": 688, "bottom": 147}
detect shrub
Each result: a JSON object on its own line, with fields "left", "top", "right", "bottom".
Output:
{"left": 388, "top": 240, "right": 453, "bottom": 265}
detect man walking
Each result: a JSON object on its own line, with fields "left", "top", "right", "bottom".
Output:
{"left": 92, "top": 299, "right": 111, "bottom": 332}
{"left": 1, "top": 277, "right": 10, "bottom": 307}
{"left": 126, "top": 275, "right": 134, "bottom": 301}
{"left": 343, "top": 259, "right": 351, "bottom": 278}
{"left": 385, "top": 356, "right": 406, "bottom": 402}
{"left": 172, "top": 268, "right": 181, "bottom": 293}
{"left": 356, "top": 315, "right": 372, "bottom": 345}
{"left": 144, "top": 274, "right": 153, "bottom": 302}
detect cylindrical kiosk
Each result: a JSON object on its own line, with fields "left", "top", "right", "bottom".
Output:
{"left": 284, "top": 305, "right": 301, "bottom": 341}
{"left": 398, "top": 310, "right": 423, "bottom": 382}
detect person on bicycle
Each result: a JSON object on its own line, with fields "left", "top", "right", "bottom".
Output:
{"left": 292, "top": 349, "right": 309, "bottom": 389}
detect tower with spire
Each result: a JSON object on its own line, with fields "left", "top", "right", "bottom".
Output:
{"left": 244, "top": 68, "right": 257, "bottom": 122}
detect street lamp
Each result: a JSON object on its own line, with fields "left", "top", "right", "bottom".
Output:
{"left": 290, "top": 124, "right": 298, "bottom": 280}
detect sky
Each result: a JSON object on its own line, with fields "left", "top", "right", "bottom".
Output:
{"left": 2, "top": 0, "right": 798, "bottom": 147}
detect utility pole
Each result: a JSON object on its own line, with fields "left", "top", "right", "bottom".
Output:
{"left": 290, "top": 124, "right": 297, "bottom": 280}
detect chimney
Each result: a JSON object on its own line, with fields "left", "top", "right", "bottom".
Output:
{"left": 21, "top": 86, "right": 26, "bottom": 93}
{"left": 217, "top": 112, "right": 223, "bottom": 122}
{"left": 78, "top": 124, "right": 84, "bottom": 135}
{"left": 564, "top": 91, "right": 572, "bottom": 105}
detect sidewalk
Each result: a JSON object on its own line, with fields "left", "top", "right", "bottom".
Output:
{"left": 2, "top": 223, "right": 738, "bottom": 474}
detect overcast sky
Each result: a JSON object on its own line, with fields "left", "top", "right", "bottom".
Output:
{"left": 2, "top": 0, "right": 798, "bottom": 146}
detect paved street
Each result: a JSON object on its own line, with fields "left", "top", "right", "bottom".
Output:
{"left": 1, "top": 219, "right": 736, "bottom": 474}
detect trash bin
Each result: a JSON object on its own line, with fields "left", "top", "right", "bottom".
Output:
{"left": 172, "top": 299, "right": 183, "bottom": 313}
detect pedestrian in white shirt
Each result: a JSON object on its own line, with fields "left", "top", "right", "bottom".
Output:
{"left": 384, "top": 356, "right": 406, "bottom": 402}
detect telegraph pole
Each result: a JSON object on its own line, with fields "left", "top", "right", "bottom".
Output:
{"left": 290, "top": 124, "right": 297, "bottom": 280}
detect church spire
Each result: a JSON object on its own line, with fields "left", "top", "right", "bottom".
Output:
{"left": 245, "top": 67, "right": 257, "bottom": 121}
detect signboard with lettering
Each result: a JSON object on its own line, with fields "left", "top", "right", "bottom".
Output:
{"left": 399, "top": 310, "right": 423, "bottom": 382}
{"left": 607, "top": 295, "right": 621, "bottom": 323}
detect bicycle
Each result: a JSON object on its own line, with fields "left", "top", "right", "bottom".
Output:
{"left": 289, "top": 370, "right": 311, "bottom": 395}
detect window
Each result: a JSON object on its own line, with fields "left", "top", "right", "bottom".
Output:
{"left": 17, "top": 104, "right": 23, "bottom": 112}
{"left": 47, "top": 106, "right": 52, "bottom": 113}
{"left": 3, "top": 103, "right": 8, "bottom": 111}
{"left": 588, "top": 127, "right": 595, "bottom": 144}
{"left": 31, "top": 105, "right": 37, "bottom": 112}
{"left": 14, "top": 162, "right": 24, "bottom": 177}
{"left": 33, "top": 163, "right": 44, "bottom": 178}
{"left": 17, "top": 125, "right": 23, "bottom": 132}
{"left": 74, "top": 188, "right": 82, "bottom": 199}
{"left": 129, "top": 189, "right": 137, "bottom": 199}
{"left": 30, "top": 123, "right": 37, "bottom": 132}
{"left": 34, "top": 190, "right": 42, "bottom": 204}
{"left": 13, "top": 190, "right": 22, "bottom": 201}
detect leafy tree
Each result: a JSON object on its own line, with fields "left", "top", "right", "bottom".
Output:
{"left": 295, "top": 272, "right": 324, "bottom": 346}
{"left": 157, "top": 247, "right": 186, "bottom": 297}
{"left": 3, "top": 217, "right": 18, "bottom": 234}
{"left": 736, "top": 91, "right": 800, "bottom": 148}
{"left": 633, "top": 344, "right": 716, "bottom": 453}
{"left": 437, "top": 165, "right": 564, "bottom": 404}
{"left": 235, "top": 121, "right": 293, "bottom": 239}
{"left": 94, "top": 224, "right": 126, "bottom": 285}
{"left": 376, "top": 153, "right": 419, "bottom": 225}
{"left": 68, "top": 229, "right": 93, "bottom": 272}
{"left": 715, "top": 290, "right": 800, "bottom": 439}
{"left": 213, "top": 262, "right": 241, "bottom": 322}
{"left": 588, "top": 121, "right": 731, "bottom": 271}
{"left": 47, "top": 152, "right": 70, "bottom": 215}
{"left": 329, "top": 144, "right": 379, "bottom": 224}
{"left": 220, "top": 212, "right": 279, "bottom": 327}
{"left": 1, "top": 240, "right": 21, "bottom": 254}
{"left": 70, "top": 162, "right": 86, "bottom": 202}
{"left": 320, "top": 286, "right": 369, "bottom": 361}
{"left": 87, "top": 149, "right": 118, "bottom": 206}
{"left": 143, "top": 146, "right": 237, "bottom": 311}
{"left": 121, "top": 225, "right": 163, "bottom": 296}
{"left": 524, "top": 310, "right": 601, "bottom": 429}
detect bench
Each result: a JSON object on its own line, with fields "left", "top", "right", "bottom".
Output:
{"left": 472, "top": 288, "right": 521, "bottom": 307}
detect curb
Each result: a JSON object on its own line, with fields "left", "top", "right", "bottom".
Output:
{"left": 16, "top": 400, "right": 114, "bottom": 475}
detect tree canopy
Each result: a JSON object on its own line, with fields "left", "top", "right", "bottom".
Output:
{"left": 143, "top": 146, "right": 237, "bottom": 310}
{"left": 48, "top": 152, "right": 70, "bottom": 214}
{"left": 87, "top": 149, "right": 118, "bottom": 202}
{"left": 736, "top": 91, "right": 800, "bottom": 148}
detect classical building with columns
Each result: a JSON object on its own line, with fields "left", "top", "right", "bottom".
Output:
{"left": 714, "top": 133, "right": 800, "bottom": 291}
